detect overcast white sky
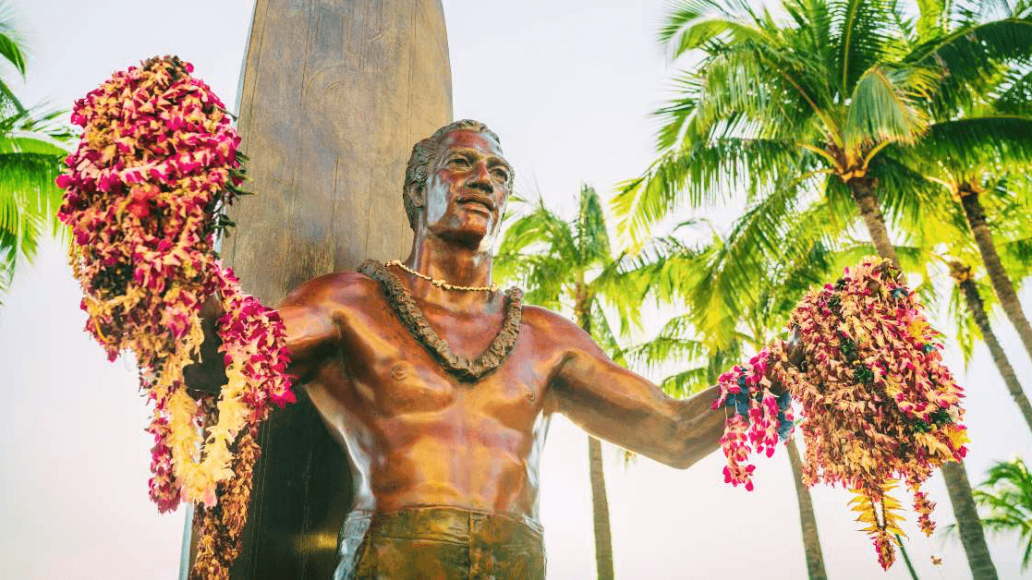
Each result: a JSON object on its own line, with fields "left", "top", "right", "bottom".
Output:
{"left": 2, "top": 1, "right": 1032, "bottom": 579}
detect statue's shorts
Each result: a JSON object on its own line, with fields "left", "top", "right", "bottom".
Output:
{"left": 335, "top": 506, "right": 546, "bottom": 580}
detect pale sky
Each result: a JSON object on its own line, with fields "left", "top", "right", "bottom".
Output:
{"left": 3, "top": 1, "right": 1032, "bottom": 579}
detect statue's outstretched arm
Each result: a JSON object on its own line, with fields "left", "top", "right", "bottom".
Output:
{"left": 551, "top": 339, "right": 726, "bottom": 470}
{"left": 550, "top": 322, "right": 795, "bottom": 470}
{"left": 276, "top": 275, "right": 348, "bottom": 383}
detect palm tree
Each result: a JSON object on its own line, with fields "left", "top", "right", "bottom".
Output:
{"left": 959, "top": 458, "right": 1032, "bottom": 570}
{"left": 624, "top": 226, "right": 835, "bottom": 580}
{"left": 907, "top": 0, "right": 1032, "bottom": 363}
{"left": 949, "top": 261, "right": 1032, "bottom": 434}
{"left": 0, "top": 1, "right": 71, "bottom": 303}
{"left": 615, "top": 2, "right": 1032, "bottom": 576}
{"left": 896, "top": 127, "right": 1032, "bottom": 363}
{"left": 954, "top": 180, "right": 1032, "bottom": 362}
{"left": 496, "top": 185, "right": 648, "bottom": 580}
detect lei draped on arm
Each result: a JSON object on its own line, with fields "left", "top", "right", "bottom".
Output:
{"left": 711, "top": 257, "right": 967, "bottom": 570}
{"left": 57, "top": 56, "right": 296, "bottom": 580}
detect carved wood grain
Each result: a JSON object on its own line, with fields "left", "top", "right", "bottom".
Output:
{"left": 191, "top": 1, "right": 452, "bottom": 578}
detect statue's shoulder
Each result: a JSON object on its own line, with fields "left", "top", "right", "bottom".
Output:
{"left": 519, "top": 304, "right": 592, "bottom": 345}
{"left": 282, "top": 269, "right": 381, "bottom": 310}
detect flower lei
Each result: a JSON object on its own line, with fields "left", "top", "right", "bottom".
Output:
{"left": 713, "top": 257, "right": 967, "bottom": 569}
{"left": 57, "top": 56, "right": 295, "bottom": 580}
{"left": 712, "top": 352, "right": 793, "bottom": 491}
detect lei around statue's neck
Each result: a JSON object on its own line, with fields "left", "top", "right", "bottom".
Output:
{"left": 358, "top": 260, "right": 523, "bottom": 383}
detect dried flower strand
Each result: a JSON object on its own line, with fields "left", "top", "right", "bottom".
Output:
{"left": 713, "top": 257, "right": 967, "bottom": 569}
{"left": 57, "top": 56, "right": 294, "bottom": 580}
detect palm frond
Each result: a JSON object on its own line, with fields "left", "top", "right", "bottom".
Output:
{"left": 624, "top": 313, "right": 705, "bottom": 369}
{"left": 947, "top": 282, "right": 982, "bottom": 364}
{"left": 907, "top": 17, "right": 1032, "bottom": 117}
{"left": 869, "top": 153, "right": 942, "bottom": 228}
{"left": 659, "top": 366, "right": 715, "bottom": 398}
{"left": 575, "top": 185, "right": 611, "bottom": 265}
{"left": 834, "top": 0, "right": 899, "bottom": 97}
{"left": 962, "top": 457, "right": 1032, "bottom": 571}
{"left": 658, "top": 0, "right": 765, "bottom": 58}
{"left": 991, "top": 65, "right": 1032, "bottom": 115}
{"left": 952, "top": 116, "right": 1032, "bottom": 171}
{"left": 587, "top": 297, "right": 629, "bottom": 365}
{"left": 915, "top": 0, "right": 949, "bottom": 39}
{"left": 613, "top": 137, "right": 803, "bottom": 242}
{"left": 0, "top": 151, "right": 68, "bottom": 238}
{"left": 844, "top": 64, "right": 937, "bottom": 150}
{"left": 0, "top": 0, "right": 26, "bottom": 77}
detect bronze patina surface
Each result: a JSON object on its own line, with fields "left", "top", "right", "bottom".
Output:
{"left": 190, "top": 120, "right": 788, "bottom": 579}
{"left": 358, "top": 259, "right": 523, "bottom": 382}
{"left": 344, "top": 507, "right": 544, "bottom": 580}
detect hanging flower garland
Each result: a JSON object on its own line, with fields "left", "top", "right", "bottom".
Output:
{"left": 713, "top": 257, "right": 967, "bottom": 569}
{"left": 57, "top": 56, "right": 295, "bottom": 580}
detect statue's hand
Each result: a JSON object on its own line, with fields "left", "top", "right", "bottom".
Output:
{"left": 183, "top": 295, "right": 228, "bottom": 397}
{"left": 786, "top": 325, "right": 806, "bottom": 369}
{"left": 766, "top": 326, "right": 805, "bottom": 398}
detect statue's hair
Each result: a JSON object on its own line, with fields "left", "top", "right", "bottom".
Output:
{"left": 403, "top": 119, "right": 512, "bottom": 229}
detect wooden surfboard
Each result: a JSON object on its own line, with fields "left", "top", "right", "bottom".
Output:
{"left": 182, "top": 1, "right": 452, "bottom": 577}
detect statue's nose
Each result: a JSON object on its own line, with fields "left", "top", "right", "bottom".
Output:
{"left": 467, "top": 162, "right": 493, "bottom": 192}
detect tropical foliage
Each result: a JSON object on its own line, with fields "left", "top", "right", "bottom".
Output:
{"left": 0, "top": 1, "right": 71, "bottom": 303}
{"left": 955, "top": 458, "right": 1032, "bottom": 571}
{"left": 497, "top": 185, "right": 646, "bottom": 580}
{"left": 617, "top": 0, "right": 1032, "bottom": 577}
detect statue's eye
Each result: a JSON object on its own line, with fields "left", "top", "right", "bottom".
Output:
{"left": 492, "top": 168, "right": 510, "bottom": 182}
{"left": 448, "top": 157, "right": 470, "bottom": 168}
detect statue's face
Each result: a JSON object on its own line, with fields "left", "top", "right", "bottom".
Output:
{"left": 418, "top": 130, "right": 512, "bottom": 249}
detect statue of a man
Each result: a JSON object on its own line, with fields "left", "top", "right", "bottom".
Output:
{"left": 190, "top": 119, "right": 789, "bottom": 579}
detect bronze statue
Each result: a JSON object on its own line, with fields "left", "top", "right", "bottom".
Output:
{"left": 188, "top": 119, "right": 792, "bottom": 579}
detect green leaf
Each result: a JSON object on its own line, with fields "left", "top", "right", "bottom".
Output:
{"left": 659, "top": 0, "right": 765, "bottom": 58}
{"left": 844, "top": 65, "right": 936, "bottom": 150}
{"left": 908, "top": 18, "right": 1032, "bottom": 116}
{"left": 0, "top": 1, "right": 26, "bottom": 77}
{"left": 836, "top": 0, "right": 898, "bottom": 96}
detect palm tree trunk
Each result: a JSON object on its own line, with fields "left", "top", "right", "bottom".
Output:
{"left": 848, "top": 177, "right": 901, "bottom": 267}
{"left": 846, "top": 180, "right": 998, "bottom": 579}
{"left": 959, "top": 184, "right": 1032, "bottom": 364}
{"left": 588, "top": 435, "right": 615, "bottom": 580}
{"left": 942, "top": 461, "right": 1000, "bottom": 579}
{"left": 951, "top": 262, "right": 1032, "bottom": 435}
{"left": 896, "top": 534, "right": 920, "bottom": 580}
{"left": 786, "top": 438, "right": 828, "bottom": 580}
{"left": 576, "top": 293, "right": 615, "bottom": 580}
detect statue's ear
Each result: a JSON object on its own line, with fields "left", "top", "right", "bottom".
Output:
{"left": 405, "top": 181, "right": 425, "bottom": 210}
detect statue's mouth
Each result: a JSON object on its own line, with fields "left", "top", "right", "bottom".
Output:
{"left": 457, "top": 195, "right": 495, "bottom": 213}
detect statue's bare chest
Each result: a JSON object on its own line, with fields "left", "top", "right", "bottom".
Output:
{"left": 333, "top": 293, "right": 551, "bottom": 423}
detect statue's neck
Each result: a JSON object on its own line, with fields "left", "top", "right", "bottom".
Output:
{"left": 401, "top": 234, "right": 497, "bottom": 309}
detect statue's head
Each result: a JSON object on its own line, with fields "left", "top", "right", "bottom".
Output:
{"left": 403, "top": 119, "right": 513, "bottom": 247}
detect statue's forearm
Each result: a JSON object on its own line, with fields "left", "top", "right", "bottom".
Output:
{"left": 667, "top": 384, "right": 727, "bottom": 469}
{"left": 555, "top": 345, "right": 798, "bottom": 470}
{"left": 554, "top": 349, "right": 728, "bottom": 469}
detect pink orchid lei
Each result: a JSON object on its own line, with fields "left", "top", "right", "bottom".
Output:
{"left": 711, "top": 348, "right": 792, "bottom": 492}
{"left": 56, "top": 56, "right": 294, "bottom": 578}
{"left": 713, "top": 257, "right": 967, "bottom": 569}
